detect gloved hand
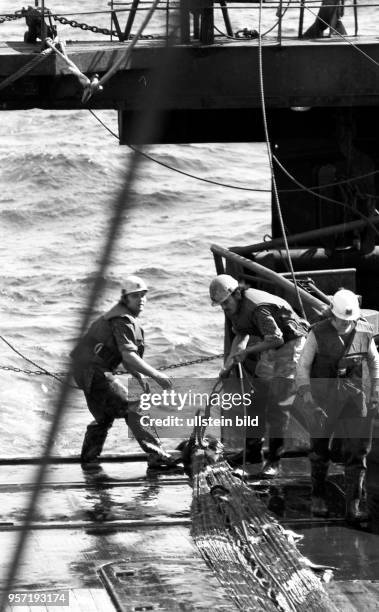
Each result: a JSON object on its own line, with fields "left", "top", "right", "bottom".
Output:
{"left": 233, "top": 349, "right": 248, "bottom": 363}
{"left": 219, "top": 366, "right": 232, "bottom": 379}
{"left": 297, "top": 385, "right": 327, "bottom": 433}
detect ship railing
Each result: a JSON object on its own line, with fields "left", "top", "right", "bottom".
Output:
{"left": 108, "top": 0, "right": 360, "bottom": 44}
{"left": 0, "top": 0, "right": 372, "bottom": 47}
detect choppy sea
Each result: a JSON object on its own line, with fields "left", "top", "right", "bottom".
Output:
{"left": 0, "top": 1, "right": 377, "bottom": 456}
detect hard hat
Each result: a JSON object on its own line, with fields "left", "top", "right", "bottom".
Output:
{"left": 209, "top": 274, "right": 239, "bottom": 306}
{"left": 331, "top": 289, "right": 360, "bottom": 321}
{"left": 121, "top": 275, "right": 148, "bottom": 296}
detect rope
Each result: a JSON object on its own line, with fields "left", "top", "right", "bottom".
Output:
{"left": 257, "top": 2, "right": 305, "bottom": 319}
{"left": 280, "top": 169, "right": 379, "bottom": 193}
{"left": 44, "top": 38, "right": 98, "bottom": 100}
{"left": 97, "top": 0, "right": 161, "bottom": 91}
{"left": 127, "top": 144, "right": 272, "bottom": 192}
{"left": 88, "top": 110, "right": 379, "bottom": 202}
{"left": 0, "top": 47, "right": 53, "bottom": 92}
{"left": 0, "top": 335, "right": 78, "bottom": 388}
{"left": 0, "top": 334, "right": 224, "bottom": 384}
{"left": 191, "top": 459, "right": 337, "bottom": 611}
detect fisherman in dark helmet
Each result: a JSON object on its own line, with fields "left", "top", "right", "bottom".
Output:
{"left": 209, "top": 274, "right": 309, "bottom": 478}
{"left": 296, "top": 288, "right": 379, "bottom": 523}
{"left": 71, "top": 275, "right": 178, "bottom": 470}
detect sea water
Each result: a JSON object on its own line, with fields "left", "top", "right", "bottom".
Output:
{"left": 0, "top": 0, "right": 377, "bottom": 456}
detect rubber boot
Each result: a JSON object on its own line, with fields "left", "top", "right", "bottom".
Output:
{"left": 81, "top": 419, "right": 113, "bottom": 468}
{"left": 228, "top": 438, "right": 263, "bottom": 467}
{"left": 345, "top": 467, "right": 368, "bottom": 525}
{"left": 310, "top": 459, "right": 329, "bottom": 517}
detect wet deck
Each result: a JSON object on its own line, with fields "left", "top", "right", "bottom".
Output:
{"left": 1, "top": 457, "right": 379, "bottom": 611}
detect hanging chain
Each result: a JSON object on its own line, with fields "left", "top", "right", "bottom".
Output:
{"left": 0, "top": 9, "right": 24, "bottom": 25}
{"left": 0, "top": 8, "right": 159, "bottom": 39}
{"left": 52, "top": 13, "right": 119, "bottom": 37}
{"left": 0, "top": 353, "right": 224, "bottom": 378}
{"left": 52, "top": 13, "right": 158, "bottom": 39}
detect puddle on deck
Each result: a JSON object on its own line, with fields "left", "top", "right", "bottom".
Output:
{"left": 1, "top": 457, "right": 379, "bottom": 609}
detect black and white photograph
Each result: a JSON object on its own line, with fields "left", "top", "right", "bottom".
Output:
{"left": 0, "top": 1, "right": 379, "bottom": 610}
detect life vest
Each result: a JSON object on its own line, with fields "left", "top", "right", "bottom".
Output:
{"left": 310, "top": 318, "right": 373, "bottom": 417}
{"left": 311, "top": 318, "right": 373, "bottom": 380}
{"left": 231, "top": 288, "right": 309, "bottom": 342}
{"left": 70, "top": 303, "right": 144, "bottom": 381}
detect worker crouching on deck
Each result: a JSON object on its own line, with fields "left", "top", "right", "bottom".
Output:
{"left": 209, "top": 274, "right": 308, "bottom": 478}
{"left": 296, "top": 289, "right": 379, "bottom": 523}
{"left": 71, "top": 275, "right": 178, "bottom": 470}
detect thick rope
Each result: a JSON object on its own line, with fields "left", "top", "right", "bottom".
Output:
{"left": 0, "top": 48, "right": 53, "bottom": 92}
{"left": 191, "top": 459, "right": 338, "bottom": 611}
{"left": 97, "top": 0, "right": 161, "bottom": 90}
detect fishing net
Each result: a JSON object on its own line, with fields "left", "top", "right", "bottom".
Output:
{"left": 190, "top": 452, "right": 338, "bottom": 612}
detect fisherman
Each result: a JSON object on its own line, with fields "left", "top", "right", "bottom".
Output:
{"left": 71, "top": 275, "right": 178, "bottom": 470}
{"left": 296, "top": 288, "right": 379, "bottom": 523}
{"left": 209, "top": 274, "right": 308, "bottom": 478}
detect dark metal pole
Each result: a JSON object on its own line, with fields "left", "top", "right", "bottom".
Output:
{"left": 124, "top": 0, "right": 140, "bottom": 40}
{"left": 230, "top": 215, "right": 379, "bottom": 255}
{"left": 219, "top": 0, "right": 233, "bottom": 37}
{"left": 298, "top": 0, "right": 305, "bottom": 38}
{"left": 353, "top": 0, "right": 358, "bottom": 36}
{"left": 278, "top": 0, "right": 283, "bottom": 44}
{"left": 40, "top": 0, "right": 46, "bottom": 43}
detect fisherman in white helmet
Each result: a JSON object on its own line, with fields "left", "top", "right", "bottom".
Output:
{"left": 71, "top": 275, "right": 178, "bottom": 470}
{"left": 209, "top": 274, "right": 309, "bottom": 478}
{"left": 296, "top": 288, "right": 379, "bottom": 523}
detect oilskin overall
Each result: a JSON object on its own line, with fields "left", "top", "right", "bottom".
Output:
{"left": 71, "top": 304, "right": 162, "bottom": 464}
{"left": 231, "top": 289, "right": 308, "bottom": 464}
{"left": 309, "top": 318, "right": 374, "bottom": 518}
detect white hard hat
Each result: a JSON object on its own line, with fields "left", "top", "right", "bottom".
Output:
{"left": 209, "top": 274, "right": 239, "bottom": 306}
{"left": 121, "top": 275, "right": 148, "bottom": 296}
{"left": 331, "top": 289, "right": 360, "bottom": 321}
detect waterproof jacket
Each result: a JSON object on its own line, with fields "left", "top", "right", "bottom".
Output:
{"left": 70, "top": 303, "right": 144, "bottom": 391}
{"left": 310, "top": 317, "right": 373, "bottom": 418}
{"left": 230, "top": 288, "right": 308, "bottom": 343}
{"left": 311, "top": 318, "right": 373, "bottom": 380}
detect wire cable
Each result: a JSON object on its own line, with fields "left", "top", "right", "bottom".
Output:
{"left": 257, "top": 1, "right": 305, "bottom": 318}
{"left": 273, "top": 154, "right": 379, "bottom": 237}
{"left": 304, "top": 5, "right": 379, "bottom": 69}
{"left": 88, "top": 110, "right": 379, "bottom": 201}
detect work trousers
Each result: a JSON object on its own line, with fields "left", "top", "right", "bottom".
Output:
{"left": 310, "top": 397, "right": 374, "bottom": 500}
{"left": 80, "top": 371, "right": 161, "bottom": 462}
{"left": 248, "top": 377, "right": 294, "bottom": 462}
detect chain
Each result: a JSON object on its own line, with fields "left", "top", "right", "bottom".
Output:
{"left": 52, "top": 14, "right": 159, "bottom": 39}
{"left": 0, "top": 353, "right": 224, "bottom": 379}
{"left": 0, "top": 8, "right": 161, "bottom": 39}
{"left": 52, "top": 13, "right": 119, "bottom": 37}
{"left": 0, "top": 9, "right": 24, "bottom": 25}
{"left": 0, "top": 364, "right": 49, "bottom": 376}
{"left": 156, "top": 353, "right": 224, "bottom": 371}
